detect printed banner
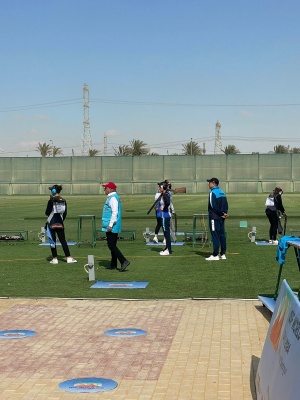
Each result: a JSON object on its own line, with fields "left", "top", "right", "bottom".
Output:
{"left": 256, "top": 279, "right": 300, "bottom": 400}
{"left": 91, "top": 281, "right": 149, "bottom": 289}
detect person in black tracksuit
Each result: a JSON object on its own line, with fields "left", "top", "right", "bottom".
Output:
{"left": 265, "top": 187, "right": 286, "bottom": 244}
{"left": 206, "top": 178, "right": 228, "bottom": 261}
{"left": 45, "top": 184, "right": 77, "bottom": 264}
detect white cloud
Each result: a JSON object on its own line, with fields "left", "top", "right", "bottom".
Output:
{"left": 104, "top": 129, "right": 120, "bottom": 137}
{"left": 12, "top": 114, "right": 26, "bottom": 121}
{"left": 36, "top": 114, "right": 50, "bottom": 121}
{"left": 239, "top": 109, "right": 253, "bottom": 118}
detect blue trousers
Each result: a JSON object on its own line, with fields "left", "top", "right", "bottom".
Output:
{"left": 162, "top": 217, "right": 172, "bottom": 253}
{"left": 209, "top": 219, "right": 226, "bottom": 256}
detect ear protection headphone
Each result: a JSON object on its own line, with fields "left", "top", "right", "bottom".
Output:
{"left": 49, "top": 184, "right": 61, "bottom": 194}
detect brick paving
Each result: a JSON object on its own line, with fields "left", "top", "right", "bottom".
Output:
{"left": 0, "top": 298, "right": 271, "bottom": 399}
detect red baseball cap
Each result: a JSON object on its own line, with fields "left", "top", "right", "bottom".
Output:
{"left": 102, "top": 181, "right": 117, "bottom": 190}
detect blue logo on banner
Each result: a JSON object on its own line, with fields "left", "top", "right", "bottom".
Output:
{"left": 104, "top": 328, "right": 147, "bottom": 337}
{"left": 59, "top": 377, "right": 118, "bottom": 393}
{"left": 0, "top": 330, "right": 36, "bottom": 339}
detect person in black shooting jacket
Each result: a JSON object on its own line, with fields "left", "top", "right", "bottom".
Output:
{"left": 265, "top": 187, "right": 286, "bottom": 245}
{"left": 45, "top": 184, "right": 77, "bottom": 264}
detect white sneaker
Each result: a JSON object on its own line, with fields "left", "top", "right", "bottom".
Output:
{"left": 272, "top": 240, "right": 278, "bottom": 245}
{"left": 152, "top": 237, "right": 158, "bottom": 244}
{"left": 67, "top": 257, "right": 77, "bottom": 264}
{"left": 269, "top": 240, "right": 273, "bottom": 244}
{"left": 160, "top": 249, "right": 170, "bottom": 256}
{"left": 220, "top": 254, "right": 226, "bottom": 260}
{"left": 205, "top": 255, "right": 219, "bottom": 261}
{"left": 163, "top": 238, "right": 166, "bottom": 245}
{"left": 50, "top": 258, "right": 58, "bottom": 264}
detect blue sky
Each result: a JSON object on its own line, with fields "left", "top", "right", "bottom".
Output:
{"left": 1, "top": 0, "right": 300, "bottom": 156}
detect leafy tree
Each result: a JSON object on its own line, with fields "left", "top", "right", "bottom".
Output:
{"left": 129, "top": 139, "right": 149, "bottom": 156}
{"left": 274, "top": 144, "right": 289, "bottom": 154}
{"left": 290, "top": 147, "right": 300, "bottom": 154}
{"left": 222, "top": 145, "right": 240, "bottom": 155}
{"left": 88, "top": 148, "right": 100, "bottom": 156}
{"left": 182, "top": 140, "right": 203, "bottom": 155}
{"left": 36, "top": 142, "right": 52, "bottom": 157}
{"left": 52, "top": 146, "right": 63, "bottom": 157}
{"left": 149, "top": 152, "right": 159, "bottom": 155}
{"left": 113, "top": 145, "right": 132, "bottom": 156}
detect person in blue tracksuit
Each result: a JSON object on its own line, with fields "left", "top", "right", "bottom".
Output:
{"left": 156, "top": 182, "right": 172, "bottom": 256}
{"left": 206, "top": 178, "right": 228, "bottom": 261}
{"left": 101, "top": 181, "right": 130, "bottom": 272}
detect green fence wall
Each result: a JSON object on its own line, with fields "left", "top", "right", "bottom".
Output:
{"left": 0, "top": 154, "right": 299, "bottom": 194}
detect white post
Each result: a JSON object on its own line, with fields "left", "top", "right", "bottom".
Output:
{"left": 87, "top": 255, "right": 95, "bottom": 281}
{"left": 39, "top": 226, "right": 46, "bottom": 243}
{"left": 145, "top": 227, "right": 150, "bottom": 243}
{"left": 251, "top": 227, "right": 256, "bottom": 243}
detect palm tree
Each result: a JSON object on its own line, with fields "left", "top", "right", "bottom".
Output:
{"left": 290, "top": 147, "right": 300, "bottom": 154}
{"left": 129, "top": 139, "right": 149, "bottom": 156}
{"left": 88, "top": 149, "right": 100, "bottom": 156}
{"left": 182, "top": 140, "right": 202, "bottom": 155}
{"left": 274, "top": 144, "right": 289, "bottom": 154}
{"left": 113, "top": 145, "right": 132, "bottom": 156}
{"left": 222, "top": 145, "right": 240, "bottom": 155}
{"left": 36, "top": 142, "right": 52, "bottom": 157}
{"left": 52, "top": 146, "right": 63, "bottom": 157}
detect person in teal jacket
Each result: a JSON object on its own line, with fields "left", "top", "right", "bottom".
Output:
{"left": 206, "top": 178, "right": 228, "bottom": 261}
{"left": 101, "top": 182, "right": 130, "bottom": 272}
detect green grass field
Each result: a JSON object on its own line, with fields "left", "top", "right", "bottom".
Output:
{"left": 0, "top": 193, "right": 299, "bottom": 299}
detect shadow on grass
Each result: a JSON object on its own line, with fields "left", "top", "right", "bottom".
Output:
{"left": 194, "top": 250, "right": 211, "bottom": 259}
{"left": 150, "top": 247, "right": 164, "bottom": 254}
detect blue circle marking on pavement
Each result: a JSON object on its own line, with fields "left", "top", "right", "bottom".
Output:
{"left": 0, "top": 330, "right": 36, "bottom": 339}
{"left": 59, "top": 377, "right": 118, "bottom": 393}
{"left": 104, "top": 328, "right": 147, "bottom": 337}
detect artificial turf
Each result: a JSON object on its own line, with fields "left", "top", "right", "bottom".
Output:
{"left": 0, "top": 193, "right": 299, "bottom": 299}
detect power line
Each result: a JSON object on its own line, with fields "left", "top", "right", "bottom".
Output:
{"left": 1, "top": 97, "right": 300, "bottom": 114}
{"left": 90, "top": 98, "right": 300, "bottom": 108}
{"left": 0, "top": 99, "right": 81, "bottom": 113}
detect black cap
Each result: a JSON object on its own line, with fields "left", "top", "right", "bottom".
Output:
{"left": 207, "top": 178, "right": 219, "bottom": 185}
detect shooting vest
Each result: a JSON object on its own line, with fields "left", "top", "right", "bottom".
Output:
{"left": 102, "top": 192, "right": 122, "bottom": 233}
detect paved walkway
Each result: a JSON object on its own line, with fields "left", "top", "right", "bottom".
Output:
{"left": 0, "top": 298, "right": 271, "bottom": 399}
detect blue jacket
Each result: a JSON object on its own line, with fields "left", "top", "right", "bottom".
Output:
{"left": 276, "top": 235, "right": 297, "bottom": 264}
{"left": 157, "top": 191, "right": 171, "bottom": 219}
{"left": 208, "top": 186, "right": 228, "bottom": 220}
{"left": 102, "top": 193, "right": 122, "bottom": 233}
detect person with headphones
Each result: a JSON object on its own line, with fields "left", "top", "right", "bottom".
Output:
{"left": 45, "top": 184, "right": 77, "bottom": 264}
{"left": 265, "top": 187, "right": 286, "bottom": 245}
{"left": 152, "top": 180, "right": 176, "bottom": 244}
{"left": 156, "top": 181, "right": 173, "bottom": 256}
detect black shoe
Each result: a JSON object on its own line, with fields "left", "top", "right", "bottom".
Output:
{"left": 105, "top": 265, "right": 117, "bottom": 270}
{"left": 120, "top": 260, "right": 130, "bottom": 272}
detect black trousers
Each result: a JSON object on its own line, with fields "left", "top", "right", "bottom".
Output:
{"left": 50, "top": 228, "right": 70, "bottom": 258}
{"left": 106, "top": 231, "right": 126, "bottom": 268}
{"left": 266, "top": 209, "right": 278, "bottom": 240}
